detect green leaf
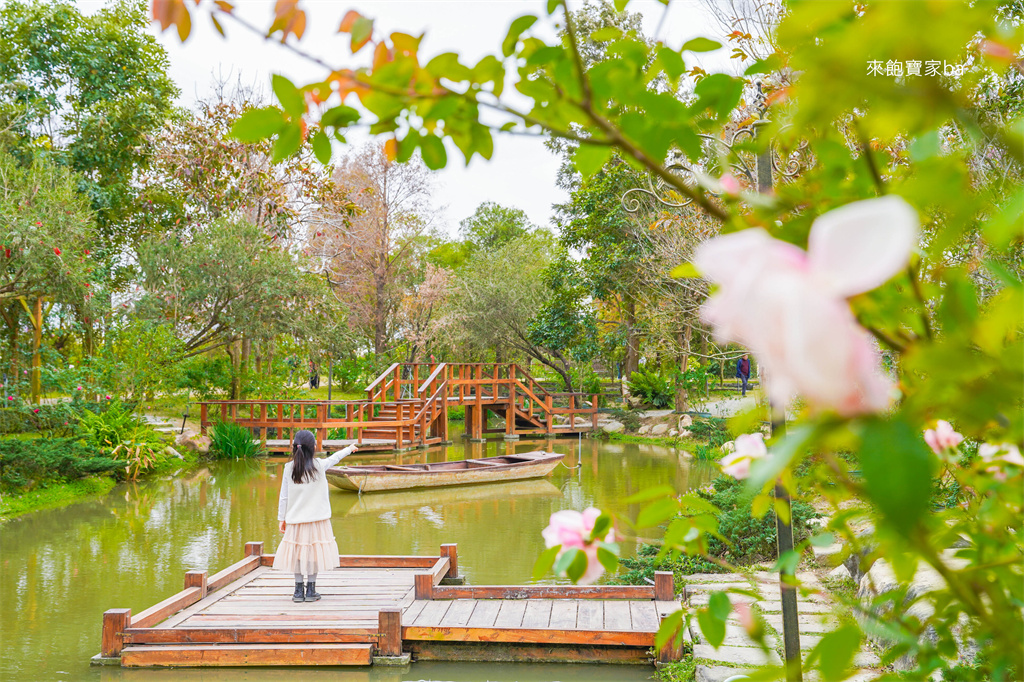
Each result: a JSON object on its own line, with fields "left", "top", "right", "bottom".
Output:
{"left": 272, "top": 74, "right": 305, "bottom": 118}
{"left": 809, "top": 532, "right": 835, "bottom": 548}
{"left": 772, "top": 549, "right": 801, "bottom": 575}
{"left": 614, "top": 0, "right": 630, "bottom": 11}
{"left": 750, "top": 492, "right": 771, "bottom": 519}
{"left": 419, "top": 135, "right": 447, "bottom": 170}
{"left": 806, "top": 623, "right": 861, "bottom": 681}
{"left": 553, "top": 547, "right": 581, "bottom": 576}
{"left": 691, "top": 72, "right": 744, "bottom": 119}
{"left": 425, "top": 52, "right": 473, "bottom": 81}
{"left": 657, "top": 46, "right": 686, "bottom": 82}
{"left": 708, "top": 591, "right": 732, "bottom": 621}
{"left": 350, "top": 16, "right": 374, "bottom": 51}
{"left": 670, "top": 261, "right": 700, "bottom": 278}
{"left": 624, "top": 484, "right": 676, "bottom": 504}
{"left": 320, "top": 105, "right": 361, "bottom": 129}
{"left": 573, "top": 144, "right": 612, "bottom": 178}
{"left": 546, "top": 0, "right": 560, "bottom": 14}
{"left": 229, "top": 107, "right": 285, "bottom": 142}
{"left": 502, "top": 15, "right": 537, "bottom": 57}
{"left": 532, "top": 545, "right": 560, "bottom": 580}
{"left": 636, "top": 497, "right": 679, "bottom": 528}
{"left": 682, "top": 37, "right": 722, "bottom": 53}
{"left": 744, "top": 54, "right": 783, "bottom": 75}
{"left": 596, "top": 545, "right": 619, "bottom": 572}
{"left": 746, "top": 423, "right": 816, "bottom": 492}
{"left": 655, "top": 609, "right": 683, "bottom": 650}
{"left": 859, "top": 418, "right": 935, "bottom": 537}
{"left": 590, "top": 26, "right": 622, "bottom": 42}
{"left": 984, "top": 187, "right": 1024, "bottom": 248}
{"left": 565, "top": 549, "right": 589, "bottom": 582}
{"left": 271, "top": 123, "right": 302, "bottom": 163}
{"left": 311, "top": 129, "right": 331, "bottom": 164}
{"left": 908, "top": 130, "right": 941, "bottom": 161}
{"left": 697, "top": 606, "right": 726, "bottom": 648}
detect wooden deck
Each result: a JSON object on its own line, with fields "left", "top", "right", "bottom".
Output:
{"left": 200, "top": 362, "right": 602, "bottom": 453}
{"left": 96, "top": 543, "right": 683, "bottom": 668}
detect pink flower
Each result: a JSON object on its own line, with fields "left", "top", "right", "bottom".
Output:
{"left": 978, "top": 443, "right": 1023, "bottom": 480}
{"left": 105, "top": 395, "right": 112, "bottom": 400}
{"left": 76, "top": 386, "right": 83, "bottom": 391}
{"left": 33, "top": 408, "right": 39, "bottom": 413}
{"left": 924, "top": 420, "right": 963, "bottom": 456}
{"left": 6, "top": 396, "right": 13, "bottom": 401}
{"left": 542, "top": 507, "right": 614, "bottom": 585}
{"left": 719, "top": 173, "right": 741, "bottom": 195}
{"left": 720, "top": 433, "right": 768, "bottom": 480}
{"left": 694, "top": 196, "right": 918, "bottom": 416}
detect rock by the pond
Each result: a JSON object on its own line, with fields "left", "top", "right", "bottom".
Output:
{"left": 176, "top": 433, "right": 211, "bottom": 454}
{"left": 812, "top": 542, "right": 845, "bottom": 566}
{"left": 721, "top": 440, "right": 736, "bottom": 453}
{"left": 827, "top": 563, "right": 854, "bottom": 584}
{"left": 678, "top": 428, "right": 691, "bottom": 438}
{"left": 164, "top": 445, "right": 184, "bottom": 460}
{"left": 651, "top": 423, "right": 669, "bottom": 436}
{"left": 668, "top": 428, "right": 678, "bottom": 437}
{"left": 573, "top": 417, "right": 590, "bottom": 426}
{"left": 678, "top": 414, "right": 693, "bottom": 429}
{"left": 638, "top": 424, "right": 652, "bottom": 435}
{"left": 695, "top": 665, "right": 758, "bottom": 682}
{"left": 693, "top": 644, "right": 781, "bottom": 667}
{"left": 602, "top": 421, "right": 625, "bottom": 434}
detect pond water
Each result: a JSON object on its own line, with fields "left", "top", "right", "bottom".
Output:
{"left": 0, "top": 430, "right": 717, "bottom": 682}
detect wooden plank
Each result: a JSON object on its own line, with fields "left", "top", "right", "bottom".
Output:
{"left": 182, "top": 613, "right": 383, "bottom": 624}
{"left": 336, "top": 556, "right": 439, "bottom": 568}
{"left": 431, "top": 585, "right": 654, "bottom": 600}
{"left": 409, "top": 599, "right": 452, "bottom": 627}
{"left": 465, "top": 599, "right": 501, "bottom": 628}
{"left": 126, "top": 627, "right": 379, "bottom": 645}
{"left": 401, "top": 626, "right": 655, "bottom": 647}
{"left": 131, "top": 587, "right": 203, "bottom": 628}
{"left": 208, "top": 556, "right": 260, "bottom": 592}
{"left": 430, "top": 557, "right": 450, "bottom": 585}
{"left": 548, "top": 600, "right": 577, "bottom": 629}
{"left": 603, "top": 600, "right": 633, "bottom": 631}
{"left": 121, "top": 643, "right": 373, "bottom": 667}
{"left": 629, "top": 600, "right": 660, "bottom": 632}
{"left": 493, "top": 600, "right": 528, "bottom": 628}
{"left": 378, "top": 608, "right": 402, "bottom": 657}
{"left": 521, "top": 599, "right": 553, "bottom": 629}
{"left": 158, "top": 567, "right": 270, "bottom": 629}
{"left": 402, "top": 599, "right": 428, "bottom": 624}
{"left": 102, "top": 609, "right": 131, "bottom": 657}
{"left": 438, "top": 599, "right": 477, "bottom": 627}
{"left": 576, "top": 601, "right": 603, "bottom": 630}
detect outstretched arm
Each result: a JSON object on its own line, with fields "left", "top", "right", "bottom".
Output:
{"left": 322, "top": 444, "right": 359, "bottom": 469}
{"left": 278, "top": 470, "right": 289, "bottom": 531}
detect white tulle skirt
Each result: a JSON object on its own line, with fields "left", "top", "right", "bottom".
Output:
{"left": 272, "top": 519, "right": 340, "bottom": 575}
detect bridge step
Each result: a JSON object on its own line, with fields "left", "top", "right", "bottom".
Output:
{"left": 121, "top": 643, "right": 373, "bottom": 667}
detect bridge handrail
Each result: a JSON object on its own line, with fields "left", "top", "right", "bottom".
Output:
{"left": 411, "top": 380, "right": 448, "bottom": 424}
{"left": 365, "top": 362, "right": 401, "bottom": 396}
{"left": 417, "top": 363, "right": 448, "bottom": 395}
{"left": 509, "top": 364, "right": 551, "bottom": 400}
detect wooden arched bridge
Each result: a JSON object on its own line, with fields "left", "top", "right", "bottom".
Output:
{"left": 199, "top": 363, "right": 600, "bottom": 453}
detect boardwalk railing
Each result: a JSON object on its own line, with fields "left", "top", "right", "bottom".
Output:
{"left": 97, "top": 542, "right": 683, "bottom": 668}
{"left": 199, "top": 362, "right": 600, "bottom": 452}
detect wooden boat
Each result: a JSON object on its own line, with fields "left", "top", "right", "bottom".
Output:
{"left": 326, "top": 450, "right": 565, "bottom": 492}
{"left": 332, "top": 478, "right": 563, "bottom": 516}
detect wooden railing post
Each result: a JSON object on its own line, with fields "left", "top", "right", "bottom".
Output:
{"left": 101, "top": 608, "right": 131, "bottom": 658}
{"left": 184, "top": 570, "right": 208, "bottom": 599}
{"left": 244, "top": 541, "right": 264, "bottom": 557}
{"left": 316, "top": 404, "right": 325, "bottom": 452}
{"left": 440, "top": 544, "right": 459, "bottom": 579}
{"left": 506, "top": 382, "right": 516, "bottom": 438}
{"left": 378, "top": 608, "right": 403, "bottom": 657}
{"left": 545, "top": 395, "right": 554, "bottom": 434}
{"left": 395, "top": 404, "right": 404, "bottom": 450}
{"left": 592, "top": 393, "right": 600, "bottom": 430}
{"left": 259, "top": 404, "right": 268, "bottom": 444}
{"left": 654, "top": 571, "right": 674, "bottom": 601}
{"left": 414, "top": 573, "right": 433, "bottom": 599}
{"left": 200, "top": 403, "right": 208, "bottom": 434}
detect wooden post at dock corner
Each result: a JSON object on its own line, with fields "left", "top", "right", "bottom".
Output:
{"left": 244, "top": 541, "right": 264, "bottom": 557}
{"left": 654, "top": 571, "right": 674, "bottom": 602}
{"left": 440, "top": 544, "right": 459, "bottom": 579}
{"left": 414, "top": 572, "right": 434, "bottom": 600}
{"left": 101, "top": 608, "right": 131, "bottom": 658}
{"left": 377, "top": 608, "right": 403, "bottom": 657}
{"left": 184, "top": 570, "right": 208, "bottom": 599}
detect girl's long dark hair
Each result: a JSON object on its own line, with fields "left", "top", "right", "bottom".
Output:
{"left": 290, "top": 430, "right": 318, "bottom": 484}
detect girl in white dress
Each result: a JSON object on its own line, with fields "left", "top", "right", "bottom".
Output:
{"left": 274, "top": 430, "right": 357, "bottom": 602}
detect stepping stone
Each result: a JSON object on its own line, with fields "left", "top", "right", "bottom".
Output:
{"left": 686, "top": 573, "right": 747, "bottom": 583}
{"left": 695, "top": 665, "right": 758, "bottom": 682}
{"left": 693, "top": 644, "right": 782, "bottom": 667}
{"left": 686, "top": 582, "right": 753, "bottom": 593}
{"left": 762, "top": 613, "right": 838, "bottom": 634}
{"left": 756, "top": 600, "right": 834, "bottom": 614}
{"left": 690, "top": 592, "right": 758, "bottom": 606}
{"left": 690, "top": 623, "right": 777, "bottom": 649}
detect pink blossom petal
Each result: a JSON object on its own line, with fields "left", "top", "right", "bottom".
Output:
{"left": 807, "top": 196, "right": 919, "bottom": 298}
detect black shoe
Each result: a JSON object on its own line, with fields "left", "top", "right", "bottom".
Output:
{"left": 305, "top": 581, "right": 321, "bottom": 602}
{"left": 292, "top": 582, "right": 305, "bottom": 602}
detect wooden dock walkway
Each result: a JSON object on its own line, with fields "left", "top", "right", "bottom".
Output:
{"left": 200, "top": 362, "right": 602, "bottom": 453}
{"left": 96, "top": 543, "right": 683, "bottom": 668}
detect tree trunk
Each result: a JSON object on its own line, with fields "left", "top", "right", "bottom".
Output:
{"left": 239, "top": 337, "right": 251, "bottom": 398}
{"left": 623, "top": 296, "right": 640, "bottom": 380}
{"left": 226, "top": 341, "right": 240, "bottom": 400}
{"left": 674, "top": 326, "right": 692, "bottom": 412}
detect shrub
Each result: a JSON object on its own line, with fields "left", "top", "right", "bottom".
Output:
{"left": 78, "top": 401, "right": 169, "bottom": 480}
{"left": 209, "top": 421, "right": 265, "bottom": 460}
{"left": 688, "top": 417, "right": 733, "bottom": 448}
{"left": 0, "top": 438, "right": 121, "bottom": 492}
{"left": 603, "top": 407, "right": 642, "bottom": 432}
{"left": 610, "top": 542, "right": 724, "bottom": 591}
{"left": 692, "top": 443, "right": 719, "bottom": 461}
{"left": 627, "top": 368, "right": 673, "bottom": 409}
{"left": 448, "top": 405, "right": 465, "bottom": 421}
{"left": 698, "top": 475, "right": 819, "bottom": 565}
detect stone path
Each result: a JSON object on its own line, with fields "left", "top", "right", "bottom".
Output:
{"left": 684, "top": 572, "right": 883, "bottom": 682}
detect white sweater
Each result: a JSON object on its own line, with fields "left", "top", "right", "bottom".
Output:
{"left": 277, "top": 446, "right": 357, "bottom": 524}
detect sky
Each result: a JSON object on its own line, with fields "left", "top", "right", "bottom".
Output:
{"left": 79, "top": 0, "right": 723, "bottom": 236}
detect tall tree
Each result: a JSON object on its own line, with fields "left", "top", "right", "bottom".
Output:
{"left": 313, "top": 142, "right": 434, "bottom": 356}
{"left": 459, "top": 201, "right": 536, "bottom": 251}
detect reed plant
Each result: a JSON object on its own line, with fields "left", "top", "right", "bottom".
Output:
{"left": 208, "top": 420, "right": 265, "bottom": 460}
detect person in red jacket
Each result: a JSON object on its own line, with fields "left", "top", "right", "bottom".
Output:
{"left": 735, "top": 353, "right": 751, "bottom": 397}
{"left": 274, "top": 430, "right": 357, "bottom": 602}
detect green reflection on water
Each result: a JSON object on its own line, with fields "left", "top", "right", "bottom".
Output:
{"left": 0, "top": 432, "right": 717, "bottom": 682}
